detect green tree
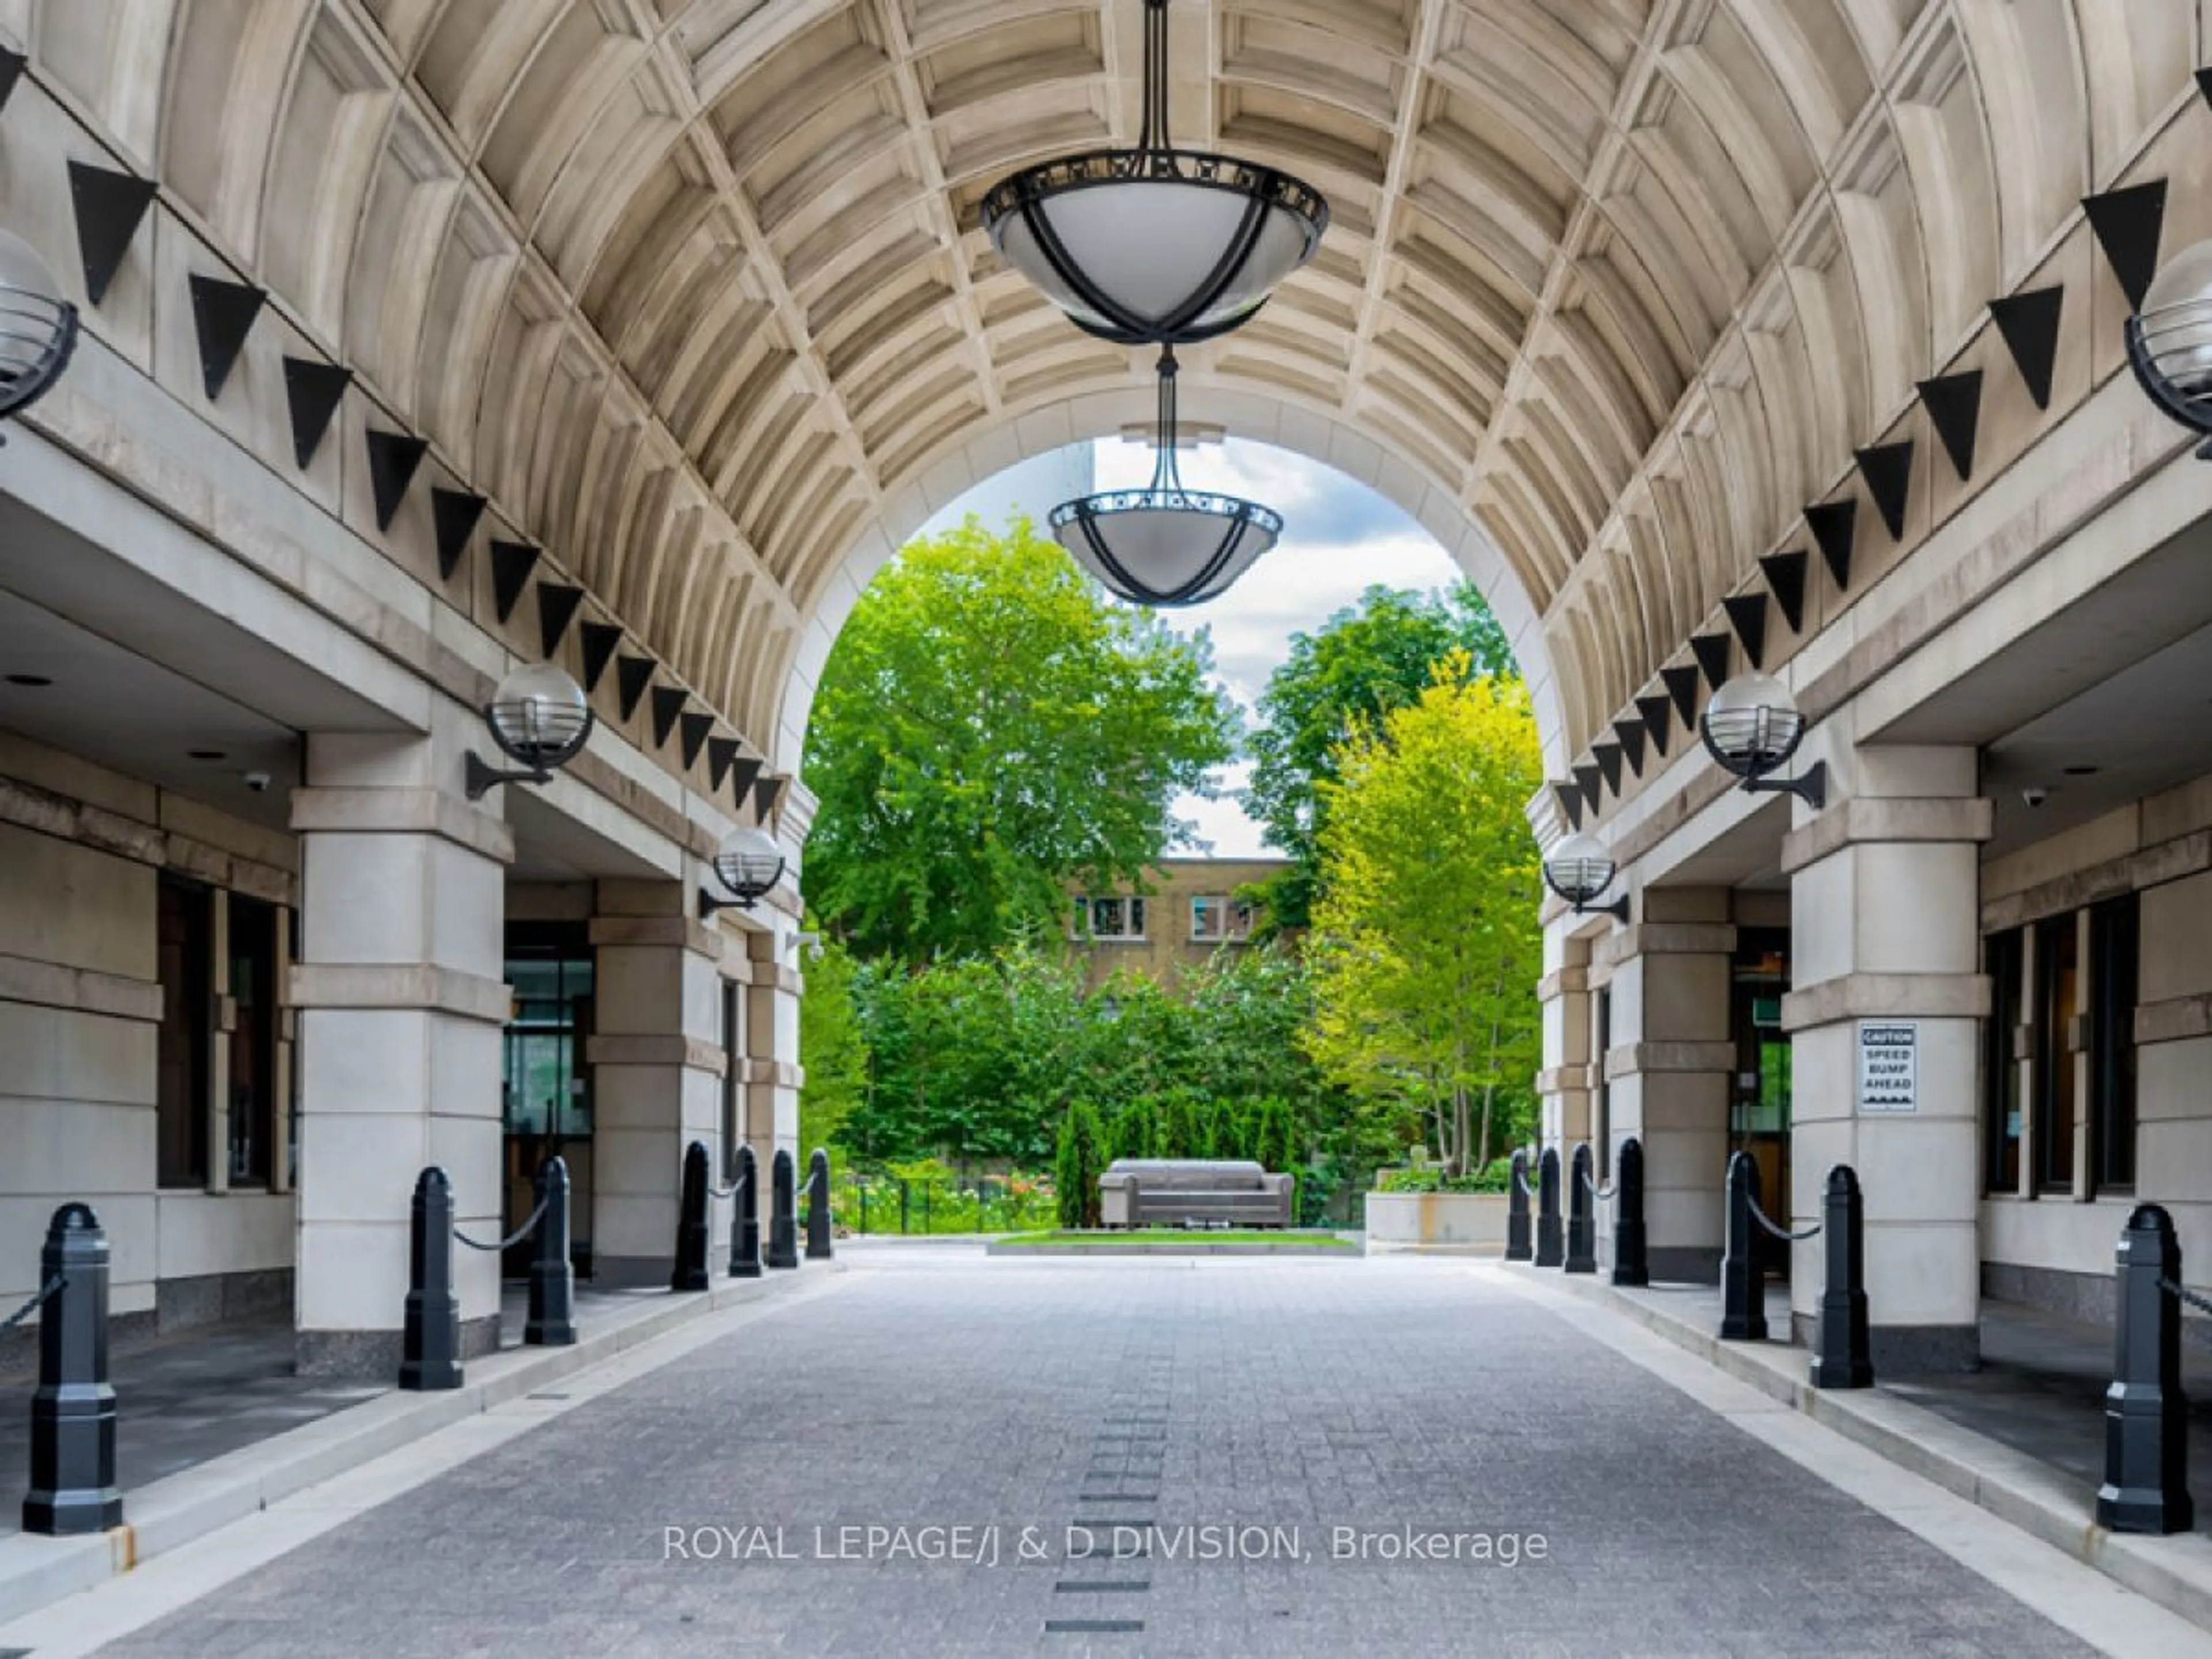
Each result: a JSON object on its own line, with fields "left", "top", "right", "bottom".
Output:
{"left": 1303, "top": 657, "right": 1544, "bottom": 1177}
{"left": 797, "top": 936, "right": 868, "bottom": 1163}
{"left": 1054, "top": 1101, "right": 1108, "bottom": 1228}
{"left": 1245, "top": 582, "right": 1513, "bottom": 927}
{"left": 801, "top": 514, "right": 1239, "bottom": 961}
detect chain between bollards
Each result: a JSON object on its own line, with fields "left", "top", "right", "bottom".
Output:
{"left": 707, "top": 1172, "right": 749, "bottom": 1203}
{"left": 1580, "top": 1168, "right": 1618, "bottom": 1203}
{"left": 2158, "top": 1277, "right": 2212, "bottom": 1318}
{"left": 0, "top": 1273, "right": 63, "bottom": 1331}
{"left": 1744, "top": 1190, "right": 1823, "bottom": 1244}
{"left": 452, "top": 1195, "right": 550, "bottom": 1253}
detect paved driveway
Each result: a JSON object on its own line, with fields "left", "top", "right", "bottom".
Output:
{"left": 96, "top": 1247, "right": 2094, "bottom": 1657}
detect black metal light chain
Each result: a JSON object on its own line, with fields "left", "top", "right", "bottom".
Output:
{"left": 1744, "top": 1191, "right": 1823, "bottom": 1243}
{"left": 453, "top": 1194, "right": 551, "bottom": 1253}
{"left": 2159, "top": 1277, "right": 2212, "bottom": 1319}
{"left": 0, "top": 1274, "right": 65, "bottom": 1331}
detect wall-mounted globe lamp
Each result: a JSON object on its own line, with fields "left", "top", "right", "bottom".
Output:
{"left": 1051, "top": 347, "right": 1280, "bottom": 607}
{"left": 0, "top": 230, "right": 80, "bottom": 434}
{"left": 465, "top": 662, "right": 593, "bottom": 800}
{"left": 1541, "top": 831, "right": 1627, "bottom": 923}
{"left": 1699, "top": 672, "right": 1826, "bottom": 808}
{"left": 980, "top": 0, "right": 1325, "bottom": 347}
{"left": 2126, "top": 240, "right": 2212, "bottom": 456}
{"left": 698, "top": 825, "right": 786, "bottom": 919}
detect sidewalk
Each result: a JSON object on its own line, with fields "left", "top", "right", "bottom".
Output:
{"left": 0, "top": 1263, "right": 842, "bottom": 1625}
{"left": 1499, "top": 1262, "right": 2212, "bottom": 1634}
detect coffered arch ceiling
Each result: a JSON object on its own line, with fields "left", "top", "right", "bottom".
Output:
{"left": 31, "top": 0, "right": 2203, "bottom": 774}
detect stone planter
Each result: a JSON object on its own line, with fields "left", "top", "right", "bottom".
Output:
{"left": 1362, "top": 1191, "right": 1512, "bottom": 1252}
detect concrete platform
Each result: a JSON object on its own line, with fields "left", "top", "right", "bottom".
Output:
{"left": 0, "top": 1264, "right": 841, "bottom": 1626}
{"left": 1501, "top": 1263, "right": 2212, "bottom": 1634}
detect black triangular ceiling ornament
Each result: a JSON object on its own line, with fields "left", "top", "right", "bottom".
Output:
{"left": 753, "top": 774, "right": 788, "bottom": 827}
{"left": 366, "top": 430, "right": 428, "bottom": 531}
{"left": 282, "top": 357, "right": 350, "bottom": 469}
{"left": 1690, "top": 631, "right": 1733, "bottom": 691}
{"left": 1805, "top": 499, "right": 1857, "bottom": 591}
{"left": 536, "top": 582, "right": 585, "bottom": 659}
{"left": 1855, "top": 442, "right": 1914, "bottom": 542}
{"left": 2082, "top": 180, "right": 2167, "bottom": 312}
{"left": 578, "top": 622, "right": 623, "bottom": 694}
{"left": 1574, "top": 762, "right": 1604, "bottom": 809}
{"left": 615, "top": 654, "right": 654, "bottom": 722}
{"left": 1989, "top": 287, "right": 2064, "bottom": 411}
{"left": 0, "top": 46, "right": 25, "bottom": 114}
{"left": 1758, "top": 549, "right": 1808, "bottom": 634}
{"left": 430, "top": 487, "right": 486, "bottom": 581}
{"left": 727, "top": 755, "right": 764, "bottom": 806}
{"left": 1661, "top": 664, "right": 1702, "bottom": 725}
{"left": 649, "top": 686, "right": 685, "bottom": 749}
{"left": 2196, "top": 66, "right": 2212, "bottom": 109}
{"left": 67, "top": 160, "right": 157, "bottom": 307}
{"left": 1553, "top": 780, "right": 1584, "bottom": 832}
{"left": 1722, "top": 594, "right": 1768, "bottom": 670}
{"left": 1634, "top": 693, "right": 1673, "bottom": 756}
{"left": 707, "top": 737, "right": 741, "bottom": 791}
{"left": 1592, "top": 741, "right": 1623, "bottom": 796}
{"left": 679, "top": 711, "right": 713, "bottom": 770}
{"left": 1614, "top": 717, "right": 1646, "bottom": 777}
{"left": 490, "top": 541, "right": 539, "bottom": 623}
{"left": 1916, "top": 370, "right": 1983, "bottom": 482}
{"left": 186, "top": 272, "right": 264, "bottom": 402}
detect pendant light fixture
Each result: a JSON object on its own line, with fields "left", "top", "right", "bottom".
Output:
{"left": 1051, "top": 347, "right": 1281, "bottom": 607}
{"left": 980, "top": 0, "right": 1327, "bottom": 347}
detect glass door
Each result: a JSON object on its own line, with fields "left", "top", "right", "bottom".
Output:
{"left": 1730, "top": 927, "right": 1792, "bottom": 1281}
{"left": 502, "top": 929, "right": 594, "bottom": 1277}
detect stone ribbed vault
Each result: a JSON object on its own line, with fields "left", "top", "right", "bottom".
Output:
{"left": 20, "top": 0, "right": 2203, "bottom": 774}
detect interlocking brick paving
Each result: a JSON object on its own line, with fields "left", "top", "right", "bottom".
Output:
{"left": 97, "top": 1248, "right": 2094, "bottom": 1657}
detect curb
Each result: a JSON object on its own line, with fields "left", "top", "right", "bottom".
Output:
{"left": 984, "top": 1241, "right": 1358, "bottom": 1257}
{"left": 1504, "top": 1264, "right": 2212, "bottom": 1634}
{"left": 0, "top": 1263, "right": 840, "bottom": 1626}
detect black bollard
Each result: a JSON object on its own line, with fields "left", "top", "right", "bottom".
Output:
{"left": 1809, "top": 1165, "right": 1872, "bottom": 1389}
{"left": 767, "top": 1149, "right": 800, "bottom": 1270}
{"left": 1719, "top": 1150, "right": 1768, "bottom": 1340}
{"left": 806, "top": 1150, "right": 834, "bottom": 1260}
{"left": 525, "top": 1157, "right": 576, "bottom": 1346}
{"left": 672, "top": 1141, "right": 711, "bottom": 1292}
{"left": 1505, "top": 1147, "right": 1533, "bottom": 1263}
{"left": 1535, "top": 1147, "right": 1564, "bottom": 1268}
{"left": 400, "top": 1168, "right": 463, "bottom": 1391}
{"left": 730, "top": 1144, "right": 763, "bottom": 1277}
{"left": 2097, "top": 1203, "right": 2193, "bottom": 1533}
{"left": 21, "top": 1203, "right": 122, "bottom": 1536}
{"left": 1612, "top": 1137, "right": 1648, "bottom": 1287}
{"left": 1565, "top": 1143, "right": 1597, "bottom": 1274}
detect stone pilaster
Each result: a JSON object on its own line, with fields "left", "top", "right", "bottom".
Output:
{"left": 589, "top": 880, "right": 729, "bottom": 1287}
{"left": 289, "top": 732, "right": 512, "bottom": 1376}
{"left": 744, "top": 927, "right": 802, "bottom": 1166}
{"left": 1781, "top": 748, "right": 1991, "bottom": 1372}
{"left": 1593, "top": 891, "right": 1735, "bottom": 1283}
{"left": 1537, "top": 927, "right": 1594, "bottom": 1152}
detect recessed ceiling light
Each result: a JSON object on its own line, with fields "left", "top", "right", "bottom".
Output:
{"left": 5, "top": 673, "right": 52, "bottom": 687}
{"left": 2062, "top": 764, "right": 2100, "bottom": 777}
{"left": 188, "top": 749, "right": 227, "bottom": 761}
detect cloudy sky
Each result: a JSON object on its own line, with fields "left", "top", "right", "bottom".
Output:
{"left": 929, "top": 439, "right": 1462, "bottom": 858}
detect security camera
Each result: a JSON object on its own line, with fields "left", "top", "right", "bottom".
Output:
{"left": 244, "top": 771, "right": 273, "bottom": 793}
{"left": 2021, "top": 786, "right": 2048, "bottom": 808}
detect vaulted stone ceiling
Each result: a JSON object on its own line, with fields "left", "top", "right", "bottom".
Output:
{"left": 28, "top": 0, "right": 2205, "bottom": 770}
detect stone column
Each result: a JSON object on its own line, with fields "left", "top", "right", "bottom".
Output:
{"left": 1536, "top": 925, "right": 1595, "bottom": 1151}
{"left": 1781, "top": 746, "right": 1990, "bottom": 1371}
{"left": 589, "top": 880, "right": 729, "bottom": 1286}
{"left": 743, "top": 927, "right": 802, "bottom": 1166}
{"left": 1594, "top": 891, "right": 1736, "bottom": 1283}
{"left": 289, "top": 733, "right": 511, "bottom": 1376}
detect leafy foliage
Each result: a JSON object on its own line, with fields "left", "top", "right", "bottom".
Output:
{"left": 801, "top": 515, "right": 1239, "bottom": 962}
{"left": 1244, "top": 582, "right": 1514, "bottom": 927}
{"left": 797, "top": 938, "right": 868, "bottom": 1163}
{"left": 1054, "top": 1103, "right": 1108, "bottom": 1228}
{"left": 1302, "top": 657, "right": 1543, "bottom": 1178}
